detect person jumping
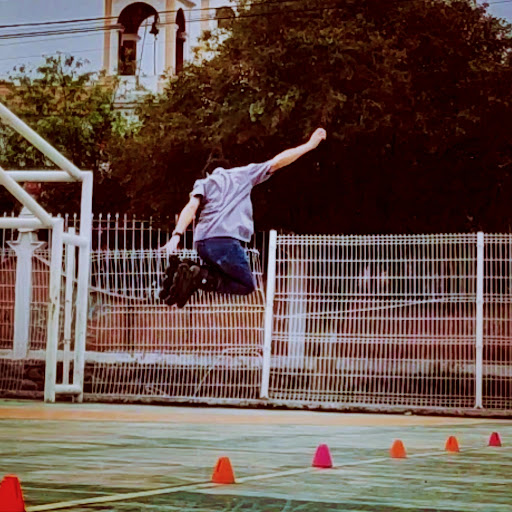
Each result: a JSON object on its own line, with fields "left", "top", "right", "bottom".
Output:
{"left": 159, "top": 128, "right": 327, "bottom": 308}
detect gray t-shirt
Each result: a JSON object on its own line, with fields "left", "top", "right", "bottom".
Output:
{"left": 191, "top": 161, "right": 272, "bottom": 243}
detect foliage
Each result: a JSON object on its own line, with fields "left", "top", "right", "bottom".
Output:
{"left": 109, "top": 0, "right": 512, "bottom": 234}
{"left": 0, "top": 54, "right": 132, "bottom": 214}
{"left": 3, "top": 2, "right": 512, "bottom": 233}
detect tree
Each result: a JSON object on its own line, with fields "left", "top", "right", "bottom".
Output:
{"left": 0, "top": 55, "right": 132, "bottom": 214}
{"left": 109, "top": 0, "right": 512, "bottom": 234}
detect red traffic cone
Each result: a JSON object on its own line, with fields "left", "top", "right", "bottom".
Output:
{"left": 211, "top": 457, "right": 235, "bottom": 484}
{"left": 489, "top": 432, "right": 502, "bottom": 447}
{"left": 312, "top": 444, "right": 333, "bottom": 468}
{"left": 445, "top": 436, "right": 460, "bottom": 453}
{"left": 0, "top": 475, "right": 25, "bottom": 512}
{"left": 390, "top": 440, "right": 407, "bottom": 458}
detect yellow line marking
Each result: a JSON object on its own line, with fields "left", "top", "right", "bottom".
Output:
{"left": 26, "top": 481, "right": 216, "bottom": 512}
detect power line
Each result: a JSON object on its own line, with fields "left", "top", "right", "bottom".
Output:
{"left": 0, "top": 3, "right": 354, "bottom": 41}
{"left": 1, "top": 0, "right": 507, "bottom": 36}
{"left": 0, "top": 5, "right": 339, "bottom": 63}
{"left": 0, "top": 47, "right": 105, "bottom": 64}
{"left": 0, "top": 0, "right": 307, "bottom": 31}
{"left": 0, "top": 0, "right": 509, "bottom": 63}
{"left": 0, "top": 25, "right": 121, "bottom": 40}
{"left": 0, "top": 30, "right": 105, "bottom": 50}
{"left": 1, "top": 0, "right": 505, "bottom": 49}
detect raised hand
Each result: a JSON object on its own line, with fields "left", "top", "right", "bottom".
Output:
{"left": 308, "top": 128, "right": 327, "bottom": 148}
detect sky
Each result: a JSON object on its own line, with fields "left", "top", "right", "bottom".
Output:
{"left": 486, "top": 0, "right": 512, "bottom": 21}
{"left": 0, "top": 0, "right": 512, "bottom": 78}
{"left": 0, "top": 0, "right": 162, "bottom": 78}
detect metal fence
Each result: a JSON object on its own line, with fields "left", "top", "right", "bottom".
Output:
{"left": 1, "top": 223, "right": 512, "bottom": 413}
{"left": 86, "top": 247, "right": 265, "bottom": 401}
{"left": 262, "top": 233, "right": 480, "bottom": 410}
{"left": 0, "top": 214, "right": 267, "bottom": 403}
{"left": 482, "top": 234, "right": 512, "bottom": 410}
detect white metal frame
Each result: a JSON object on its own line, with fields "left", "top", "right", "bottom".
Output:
{"left": 0, "top": 101, "right": 93, "bottom": 402}
{"left": 261, "top": 229, "right": 277, "bottom": 399}
{"left": 1, "top": 223, "right": 512, "bottom": 413}
{"left": 475, "top": 231, "right": 484, "bottom": 408}
{"left": 263, "top": 231, "right": 488, "bottom": 411}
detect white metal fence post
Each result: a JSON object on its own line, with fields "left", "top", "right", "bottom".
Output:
{"left": 73, "top": 172, "right": 93, "bottom": 402}
{"left": 7, "top": 228, "right": 44, "bottom": 359}
{"left": 475, "top": 231, "right": 484, "bottom": 409}
{"left": 0, "top": 101, "right": 92, "bottom": 401}
{"left": 44, "top": 217, "right": 64, "bottom": 403}
{"left": 260, "top": 230, "right": 277, "bottom": 399}
{"left": 63, "top": 227, "right": 76, "bottom": 386}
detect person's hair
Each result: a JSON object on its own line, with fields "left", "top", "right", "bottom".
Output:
{"left": 201, "top": 157, "right": 231, "bottom": 176}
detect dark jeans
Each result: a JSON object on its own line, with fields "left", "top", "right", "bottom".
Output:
{"left": 196, "top": 237, "right": 255, "bottom": 295}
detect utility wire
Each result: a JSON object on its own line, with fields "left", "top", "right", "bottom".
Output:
{"left": 0, "top": 0, "right": 311, "bottom": 30}
{"left": 0, "top": 0, "right": 509, "bottom": 62}
{"left": 0, "top": 4, "right": 359, "bottom": 41}
{"left": 0, "top": 31, "right": 108, "bottom": 50}
{"left": 0, "top": 5, "right": 338, "bottom": 63}
{"left": 0, "top": 0, "right": 508, "bottom": 36}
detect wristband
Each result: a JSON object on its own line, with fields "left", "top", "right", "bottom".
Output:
{"left": 172, "top": 231, "right": 183, "bottom": 238}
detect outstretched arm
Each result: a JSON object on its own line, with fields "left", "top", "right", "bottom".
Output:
{"left": 160, "top": 196, "right": 200, "bottom": 254}
{"left": 269, "top": 128, "right": 326, "bottom": 173}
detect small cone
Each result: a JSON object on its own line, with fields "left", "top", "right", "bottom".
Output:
{"left": 312, "top": 444, "right": 333, "bottom": 468}
{"left": 211, "top": 457, "right": 235, "bottom": 484}
{"left": 445, "top": 436, "right": 460, "bottom": 453}
{"left": 489, "top": 432, "right": 502, "bottom": 447}
{"left": 0, "top": 475, "right": 25, "bottom": 512}
{"left": 390, "top": 440, "right": 407, "bottom": 458}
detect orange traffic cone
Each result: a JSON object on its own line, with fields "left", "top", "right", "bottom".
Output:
{"left": 489, "top": 432, "right": 502, "bottom": 447}
{"left": 390, "top": 440, "right": 407, "bottom": 458}
{"left": 312, "top": 444, "right": 333, "bottom": 468}
{"left": 211, "top": 457, "right": 236, "bottom": 484}
{"left": 445, "top": 436, "right": 460, "bottom": 453}
{"left": 0, "top": 475, "right": 25, "bottom": 512}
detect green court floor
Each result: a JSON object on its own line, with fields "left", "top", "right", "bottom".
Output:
{"left": 0, "top": 400, "right": 510, "bottom": 511}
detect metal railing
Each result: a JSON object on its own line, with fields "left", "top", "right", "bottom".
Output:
{"left": 263, "top": 233, "right": 482, "bottom": 410}
{"left": 1, "top": 227, "right": 512, "bottom": 414}
{"left": 0, "top": 100, "right": 92, "bottom": 403}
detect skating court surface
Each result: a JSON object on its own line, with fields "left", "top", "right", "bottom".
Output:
{"left": 0, "top": 400, "right": 511, "bottom": 511}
